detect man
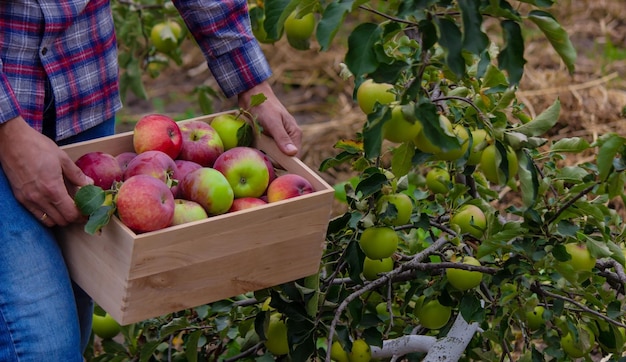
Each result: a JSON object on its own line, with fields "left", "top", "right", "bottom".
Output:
{"left": 0, "top": 0, "right": 301, "bottom": 360}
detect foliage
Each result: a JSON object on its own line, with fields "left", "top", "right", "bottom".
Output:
{"left": 94, "top": 0, "right": 626, "bottom": 361}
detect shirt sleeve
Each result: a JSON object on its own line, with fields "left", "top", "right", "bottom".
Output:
{"left": 0, "top": 62, "right": 22, "bottom": 124}
{"left": 173, "top": 0, "right": 272, "bottom": 98}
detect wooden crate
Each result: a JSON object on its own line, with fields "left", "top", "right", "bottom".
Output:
{"left": 57, "top": 112, "right": 334, "bottom": 325}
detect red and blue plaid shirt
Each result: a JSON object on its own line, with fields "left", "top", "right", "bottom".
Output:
{"left": 0, "top": 0, "right": 271, "bottom": 141}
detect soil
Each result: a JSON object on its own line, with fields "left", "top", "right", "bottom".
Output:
{"left": 118, "top": 0, "right": 626, "bottom": 213}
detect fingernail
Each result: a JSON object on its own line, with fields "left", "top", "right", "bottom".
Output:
{"left": 286, "top": 143, "right": 298, "bottom": 154}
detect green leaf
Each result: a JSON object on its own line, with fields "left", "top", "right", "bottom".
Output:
{"left": 459, "top": 0, "right": 489, "bottom": 55}
{"left": 184, "top": 330, "right": 202, "bottom": 362}
{"left": 84, "top": 205, "right": 114, "bottom": 235}
{"left": 355, "top": 172, "right": 388, "bottom": 198}
{"left": 391, "top": 142, "right": 415, "bottom": 178}
{"left": 513, "top": 98, "right": 560, "bottom": 137}
{"left": 528, "top": 10, "right": 577, "bottom": 74}
{"left": 435, "top": 18, "right": 464, "bottom": 78}
{"left": 482, "top": 64, "right": 509, "bottom": 89}
{"left": 363, "top": 106, "right": 389, "bottom": 159}
{"left": 550, "top": 137, "right": 590, "bottom": 153}
{"left": 138, "top": 340, "right": 162, "bottom": 362}
{"left": 345, "top": 23, "right": 382, "bottom": 79}
{"left": 160, "top": 317, "right": 191, "bottom": 338}
{"left": 498, "top": 20, "right": 526, "bottom": 85}
{"left": 316, "top": 0, "right": 353, "bottom": 51}
{"left": 264, "top": 0, "right": 297, "bottom": 39}
{"left": 74, "top": 185, "right": 106, "bottom": 215}
{"left": 250, "top": 93, "right": 268, "bottom": 108}
{"left": 597, "top": 133, "right": 626, "bottom": 181}
{"left": 518, "top": 150, "right": 539, "bottom": 208}
{"left": 459, "top": 293, "right": 485, "bottom": 323}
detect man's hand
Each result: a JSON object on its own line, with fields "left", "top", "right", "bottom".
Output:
{"left": 0, "top": 117, "right": 93, "bottom": 226}
{"left": 238, "top": 81, "right": 302, "bottom": 156}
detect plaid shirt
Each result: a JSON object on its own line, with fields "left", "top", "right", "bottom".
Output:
{"left": 0, "top": 0, "right": 271, "bottom": 141}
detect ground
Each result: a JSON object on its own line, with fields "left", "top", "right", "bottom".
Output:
{"left": 117, "top": 0, "right": 626, "bottom": 210}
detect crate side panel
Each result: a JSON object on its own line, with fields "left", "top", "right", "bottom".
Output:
{"left": 120, "top": 230, "right": 325, "bottom": 324}
{"left": 128, "top": 190, "right": 333, "bottom": 278}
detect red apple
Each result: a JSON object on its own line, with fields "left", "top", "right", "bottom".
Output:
{"left": 179, "top": 167, "right": 234, "bottom": 215}
{"left": 254, "top": 149, "right": 277, "bottom": 184}
{"left": 213, "top": 146, "right": 270, "bottom": 198}
{"left": 75, "top": 151, "right": 123, "bottom": 190}
{"left": 115, "top": 151, "right": 137, "bottom": 172}
{"left": 123, "top": 150, "right": 177, "bottom": 186}
{"left": 266, "top": 174, "right": 315, "bottom": 202}
{"left": 228, "top": 197, "right": 267, "bottom": 212}
{"left": 177, "top": 120, "right": 224, "bottom": 167}
{"left": 133, "top": 113, "right": 183, "bottom": 159}
{"left": 116, "top": 174, "right": 175, "bottom": 233}
{"left": 172, "top": 199, "right": 208, "bottom": 225}
{"left": 171, "top": 159, "right": 202, "bottom": 197}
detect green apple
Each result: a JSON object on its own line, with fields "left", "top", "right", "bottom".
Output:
{"left": 179, "top": 167, "right": 234, "bottom": 215}
{"left": 382, "top": 105, "right": 423, "bottom": 143}
{"left": 91, "top": 312, "right": 121, "bottom": 340}
{"left": 150, "top": 20, "right": 183, "bottom": 54}
{"left": 525, "top": 305, "right": 545, "bottom": 331}
{"left": 414, "top": 297, "right": 452, "bottom": 330}
{"left": 349, "top": 339, "right": 371, "bottom": 362}
{"left": 359, "top": 226, "right": 398, "bottom": 260}
{"left": 562, "top": 243, "right": 596, "bottom": 272}
{"left": 467, "top": 128, "right": 489, "bottom": 165}
{"left": 413, "top": 115, "right": 453, "bottom": 155}
{"left": 376, "top": 192, "right": 413, "bottom": 226}
{"left": 450, "top": 204, "right": 487, "bottom": 239}
{"left": 212, "top": 146, "right": 270, "bottom": 198}
{"left": 284, "top": 11, "right": 315, "bottom": 50}
{"left": 210, "top": 114, "right": 254, "bottom": 150}
{"left": 446, "top": 256, "right": 483, "bottom": 291}
{"left": 172, "top": 199, "right": 208, "bottom": 225}
{"left": 330, "top": 340, "right": 349, "bottom": 362}
{"left": 434, "top": 124, "right": 470, "bottom": 161}
{"left": 264, "top": 313, "right": 289, "bottom": 355}
{"left": 362, "top": 256, "right": 394, "bottom": 281}
{"left": 560, "top": 325, "right": 595, "bottom": 358}
{"left": 356, "top": 79, "right": 395, "bottom": 114}
{"left": 425, "top": 167, "right": 451, "bottom": 195}
{"left": 479, "top": 143, "right": 518, "bottom": 185}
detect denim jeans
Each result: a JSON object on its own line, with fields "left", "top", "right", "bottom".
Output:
{"left": 0, "top": 118, "right": 115, "bottom": 361}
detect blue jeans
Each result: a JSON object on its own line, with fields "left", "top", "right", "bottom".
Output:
{"left": 0, "top": 119, "right": 115, "bottom": 361}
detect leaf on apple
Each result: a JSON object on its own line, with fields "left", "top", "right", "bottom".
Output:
{"left": 75, "top": 184, "right": 106, "bottom": 215}
{"left": 84, "top": 205, "right": 115, "bottom": 235}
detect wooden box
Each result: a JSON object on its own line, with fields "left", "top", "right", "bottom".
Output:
{"left": 57, "top": 112, "right": 334, "bottom": 325}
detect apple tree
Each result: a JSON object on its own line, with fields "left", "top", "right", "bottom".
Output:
{"left": 87, "top": 0, "right": 626, "bottom": 361}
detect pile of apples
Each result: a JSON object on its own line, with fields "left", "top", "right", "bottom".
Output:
{"left": 74, "top": 113, "right": 315, "bottom": 233}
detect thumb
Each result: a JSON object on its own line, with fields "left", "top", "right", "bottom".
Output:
{"left": 61, "top": 157, "right": 94, "bottom": 187}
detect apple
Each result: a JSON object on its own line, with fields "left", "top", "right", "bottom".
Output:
{"left": 525, "top": 305, "right": 545, "bottom": 331}
{"left": 414, "top": 114, "right": 454, "bottom": 155}
{"left": 75, "top": 151, "right": 123, "bottom": 190}
{"left": 560, "top": 325, "right": 595, "bottom": 358}
{"left": 376, "top": 193, "right": 413, "bottom": 226}
{"left": 425, "top": 167, "right": 451, "bottom": 195}
{"left": 132, "top": 113, "right": 183, "bottom": 159}
{"left": 264, "top": 312, "right": 289, "bottom": 356}
{"left": 445, "top": 256, "right": 483, "bottom": 291}
{"left": 177, "top": 119, "right": 224, "bottom": 167}
{"left": 284, "top": 11, "right": 316, "bottom": 50}
{"left": 228, "top": 197, "right": 267, "bottom": 212}
{"left": 179, "top": 167, "right": 234, "bottom": 215}
{"left": 358, "top": 226, "right": 398, "bottom": 260}
{"left": 467, "top": 128, "right": 489, "bottom": 165}
{"left": 91, "top": 312, "right": 121, "bottom": 340}
{"left": 330, "top": 341, "right": 349, "bottom": 362}
{"left": 479, "top": 143, "right": 518, "bottom": 185}
{"left": 171, "top": 159, "right": 203, "bottom": 197}
{"left": 172, "top": 199, "right": 208, "bottom": 225}
{"left": 150, "top": 20, "right": 183, "bottom": 54}
{"left": 562, "top": 243, "right": 596, "bottom": 272}
{"left": 356, "top": 79, "right": 395, "bottom": 114}
{"left": 255, "top": 149, "right": 277, "bottom": 184}
{"left": 382, "top": 105, "right": 423, "bottom": 143}
{"left": 434, "top": 124, "right": 470, "bottom": 161}
{"left": 115, "top": 151, "right": 137, "bottom": 172}
{"left": 266, "top": 174, "right": 314, "bottom": 202}
{"left": 123, "top": 150, "right": 177, "bottom": 186}
{"left": 362, "top": 256, "right": 394, "bottom": 281}
{"left": 414, "top": 297, "right": 452, "bottom": 330}
{"left": 449, "top": 204, "right": 487, "bottom": 239}
{"left": 116, "top": 174, "right": 175, "bottom": 233}
{"left": 210, "top": 114, "right": 254, "bottom": 150}
{"left": 349, "top": 339, "right": 371, "bottom": 362}
{"left": 213, "top": 147, "right": 270, "bottom": 198}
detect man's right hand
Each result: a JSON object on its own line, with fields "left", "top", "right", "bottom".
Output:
{"left": 0, "top": 117, "right": 93, "bottom": 226}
